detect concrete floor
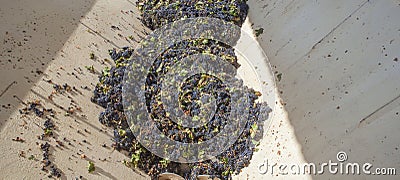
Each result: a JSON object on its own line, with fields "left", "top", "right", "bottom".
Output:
{"left": 0, "top": 0, "right": 399, "bottom": 179}
{"left": 246, "top": 0, "right": 400, "bottom": 179}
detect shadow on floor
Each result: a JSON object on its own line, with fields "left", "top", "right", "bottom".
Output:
{"left": 0, "top": 0, "right": 97, "bottom": 129}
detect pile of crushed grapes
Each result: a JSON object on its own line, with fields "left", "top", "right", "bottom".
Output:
{"left": 91, "top": 0, "right": 271, "bottom": 179}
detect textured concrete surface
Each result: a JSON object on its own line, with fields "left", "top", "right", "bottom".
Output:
{"left": 247, "top": 0, "right": 400, "bottom": 179}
